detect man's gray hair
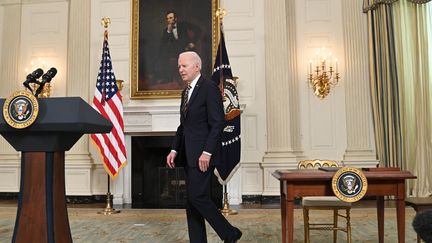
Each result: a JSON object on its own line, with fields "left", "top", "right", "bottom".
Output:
{"left": 180, "top": 51, "right": 202, "bottom": 69}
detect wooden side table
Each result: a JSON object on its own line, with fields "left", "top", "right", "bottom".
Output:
{"left": 405, "top": 197, "right": 432, "bottom": 243}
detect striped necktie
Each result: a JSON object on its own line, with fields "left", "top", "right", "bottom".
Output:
{"left": 182, "top": 85, "right": 192, "bottom": 115}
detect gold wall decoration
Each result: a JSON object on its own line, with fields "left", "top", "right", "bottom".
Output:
{"left": 308, "top": 48, "right": 340, "bottom": 99}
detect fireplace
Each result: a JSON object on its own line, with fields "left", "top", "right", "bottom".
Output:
{"left": 131, "top": 136, "right": 222, "bottom": 208}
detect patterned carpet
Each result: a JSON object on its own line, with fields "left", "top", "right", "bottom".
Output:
{"left": 0, "top": 206, "right": 419, "bottom": 242}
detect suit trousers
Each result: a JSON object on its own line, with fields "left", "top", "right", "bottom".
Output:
{"left": 185, "top": 166, "right": 233, "bottom": 243}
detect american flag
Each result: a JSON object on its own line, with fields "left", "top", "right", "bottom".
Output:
{"left": 91, "top": 33, "right": 127, "bottom": 179}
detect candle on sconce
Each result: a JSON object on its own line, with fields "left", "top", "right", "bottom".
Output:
{"left": 309, "top": 59, "right": 312, "bottom": 75}
{"left": 335, "top": 58, "right": 338, "bottom": 73}
{"left": 328, "top": 52, "right": 333, "bottom": 69}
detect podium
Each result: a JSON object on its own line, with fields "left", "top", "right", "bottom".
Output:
{"left": 0, "top": 97, "right": 112, "bottom": 243}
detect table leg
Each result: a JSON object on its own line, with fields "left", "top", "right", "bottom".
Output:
{"left": 280, "top": 181, "right": 287, "bottom": 243}
{"left": 377, "top": 196, "right": 384, "bottom": 243}
{"left": 287, "top": 199, "right": 294, "bottom": 243}
{"left": 396, "top": 198, "right": 405, "bottom": 243}
{"left": 280, "top": 181, "right": 294, "bottom": 243}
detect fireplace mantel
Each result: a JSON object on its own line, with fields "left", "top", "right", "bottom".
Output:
{"left": 123, "top": 104, "right": 180, "bottom": 133}
{"left": 113, "top": 104, "right": 180, "bottom": 205}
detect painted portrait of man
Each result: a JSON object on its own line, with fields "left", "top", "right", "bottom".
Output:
{"left": 136, "top": 0, "right": 213, "bottom": 95}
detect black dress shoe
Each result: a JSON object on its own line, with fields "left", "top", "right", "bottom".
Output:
{"left": 224, "top": 227, "right": 242, "bottom": 243}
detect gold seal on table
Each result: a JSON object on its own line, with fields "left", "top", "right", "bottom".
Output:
{"left": 2, "top": 90, "right": 39, "bottom": 129}
{"left": 332, "top": 167, "right": 368, "bottom": 202}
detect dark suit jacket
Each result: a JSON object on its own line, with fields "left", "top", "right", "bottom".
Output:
{"left": 160, "top": 22, "right": 202, "bottom": 58}
{"left": 155, "top": 22, "right": 202, "bottom": 83}
{"left": 172, "top": 76, "right": 225, "bottom": 167}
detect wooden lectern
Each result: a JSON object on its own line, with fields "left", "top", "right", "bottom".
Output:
{"left": 0, "top": 97, "right": 112, "bottom": 243}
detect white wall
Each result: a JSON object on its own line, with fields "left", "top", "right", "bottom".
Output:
{"left": 0, "top": 0, "right": 377, "bottom": 204}
{"left": 295, "top": 0, "right": 347, "bottom": 159}
{"left": 219, "top": 0, "right": 267, "bottom": 200}
{"left": 19, "top": 1, "right": 68, "bottom": 96}
{"left": 88, "top": 0, "right": 268, "bottom": 203}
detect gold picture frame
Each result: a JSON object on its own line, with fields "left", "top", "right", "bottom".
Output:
{"left": 130, "top": 0, "right": 220, "bottom": 99}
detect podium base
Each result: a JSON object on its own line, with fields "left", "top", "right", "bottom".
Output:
{"left": 13, "top": 152, "right": 72, "bottom": 243}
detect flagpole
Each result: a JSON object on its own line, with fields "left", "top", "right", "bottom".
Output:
{"left": 219, "top": 24, "right": 224, "bottom": 97}
{"left": 215, "top": 8, "right": 238, "bottom": 216}
{"left": 216, "top": 9, "right": 225, "bottom": 96}
{"left": 97, "top": 16, "right": 120, "bottom": 215}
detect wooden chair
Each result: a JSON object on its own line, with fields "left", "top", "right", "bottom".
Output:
{"left": 298, "top": 159, "right": 352, "bottom": 243}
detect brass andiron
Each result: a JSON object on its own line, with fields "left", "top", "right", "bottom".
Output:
{"left": 221, "top": 185, "right": 238, "bottom": 216}
{"left": 307, "top": 48, "right": 340, "bottom": 99}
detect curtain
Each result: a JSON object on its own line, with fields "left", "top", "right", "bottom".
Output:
{"left": 364, "top": 0, "right": 432, "bottom": 196}
{"left": 393, "top": 1, "right": 432, "bottom": 196}
{"left": 364, "top": 0, "right": 432, "bottom": 13}
{"left": 366, "top": 4, "right": 403, "bottom": 168}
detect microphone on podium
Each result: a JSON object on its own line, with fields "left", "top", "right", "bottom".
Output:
{"left": 23, "top": 68, "right": 44, "bottom": 92}
{"left": 35, "top": 67, "right": 57, "bottom": 97}
{"left": 41, "top": 67, "right": 57, "bottom": 83}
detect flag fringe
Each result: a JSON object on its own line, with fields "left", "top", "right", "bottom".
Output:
{"left": 90, "top": 138, "right": 128, "bottom": 180}
{"left": 214, "top": 163, "right": 241, "bottom": 185}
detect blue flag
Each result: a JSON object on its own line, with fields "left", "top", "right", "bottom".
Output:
{"left": 212, "top": 28, "right": 241, "bottom": 185}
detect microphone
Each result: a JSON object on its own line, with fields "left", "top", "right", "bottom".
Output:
{"left": 41, "top": 67, "right": 57, "bottom": 83}
{"left": 23, "top": 68, "right": 44, "bottom": 92}
{"left": 35, "top": 67, "right": 57, "bottom": 97}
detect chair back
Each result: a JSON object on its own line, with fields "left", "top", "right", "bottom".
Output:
{"left": 298, "top": 159, "right": 339, "bottom": 169}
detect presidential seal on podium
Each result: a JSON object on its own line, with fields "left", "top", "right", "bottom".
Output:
{"left": 2, "top": 90, "right": 39, "bottom": 129}
{"left": 332, "top": 167, "right": 368, "bottom": 202}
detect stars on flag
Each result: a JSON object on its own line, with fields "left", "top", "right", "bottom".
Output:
{"left": 96, "top": 40, "right": 118, "bottom": 101}
{"left": 213, "top": 64, "right": 231, "bottom": 73}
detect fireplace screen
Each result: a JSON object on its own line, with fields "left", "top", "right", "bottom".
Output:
{"left": 158, "top": 167, "right": 187, "bottom": 207}
{"left": 131, "top": 136, "right": 222, "bottom": 208}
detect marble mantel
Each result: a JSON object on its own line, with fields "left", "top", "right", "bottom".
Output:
{"left": 123, "top": 104, "right": 180, "bottom": 134}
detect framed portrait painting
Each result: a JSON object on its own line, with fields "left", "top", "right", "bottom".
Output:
{"left": 131, "top": 0, "right": 220, "bottom": 99}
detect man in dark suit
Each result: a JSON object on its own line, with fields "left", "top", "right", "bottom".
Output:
{"left": 166, "top": 51, "right": 242, "bottom": 243}
{"left": 155, "top": 11, "right": 201, "bottom": 85}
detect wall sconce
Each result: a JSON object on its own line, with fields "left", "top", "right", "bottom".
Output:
{"left": 307, "top": 48, "right": 340, "bottom": 99}
{"left": 116, "top": 79, "right": 124, "bottom": 91}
